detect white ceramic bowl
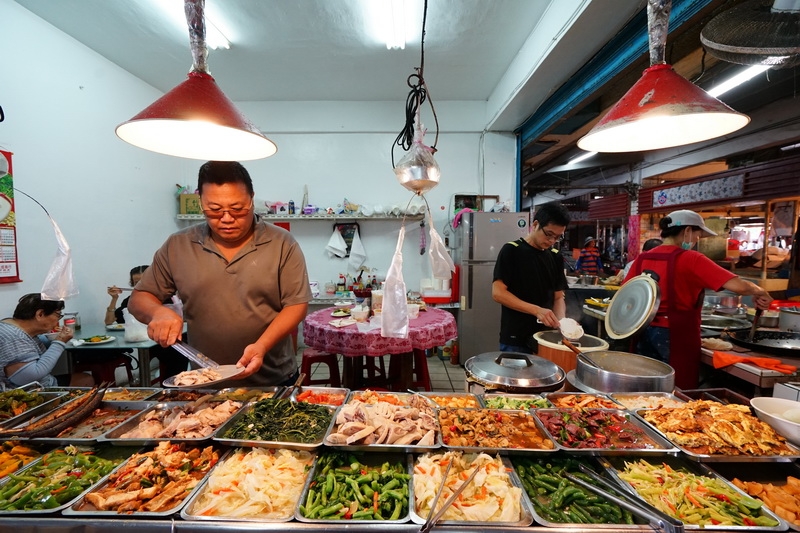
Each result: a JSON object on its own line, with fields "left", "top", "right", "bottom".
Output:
{"left": 351, "top": 309, "right": 369, "bottom": 322}
{"left": 566, "top": 276, "right": 579, "bottom": 285}
{"left": 750, "top": 396, "right": 800, "bottom": 446}
{"left": 43, "top": 332, "right": 59, "bottom": 342}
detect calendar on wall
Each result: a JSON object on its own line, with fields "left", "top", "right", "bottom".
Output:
{"left": 0, "top": 150, "right": 21, "bottom": 283}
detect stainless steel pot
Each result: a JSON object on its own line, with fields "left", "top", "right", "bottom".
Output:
{"left": 572, "top": 351, "right": 675, "bottom": 393}
{"left": 703, "top": 290, "right": 742, "bottom": 312}
{"left": 746, "top": 308, "right": 779, "bottom": 328}
{"left": 700, "top": 315, "right": 751, "bottom": 331}
{"left": 779, "top": 307, "right": 800, "bottom": 333}
{"left": 464, "top": 352, "right": 565, "bottom": 394}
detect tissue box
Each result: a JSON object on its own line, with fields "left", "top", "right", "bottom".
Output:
{"left": 179, "top": 194, "right": 201, "bottom": 215}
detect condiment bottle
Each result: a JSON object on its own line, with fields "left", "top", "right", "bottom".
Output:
{"left": 288, "top": 200, "right": 295, "bottom": 214}
{"left": 64, "top": 317, "right": 77, "bottom": 333}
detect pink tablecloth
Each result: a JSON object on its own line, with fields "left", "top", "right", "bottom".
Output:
{"left": 303, "top": 307, "right": 457, "bottom": 356}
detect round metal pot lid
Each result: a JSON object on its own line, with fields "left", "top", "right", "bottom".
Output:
{"left": 605, "top": 273, "right": 660, "bottom": 340}
{"left": 464, "top": 351, "right": 564, "bottom": 389}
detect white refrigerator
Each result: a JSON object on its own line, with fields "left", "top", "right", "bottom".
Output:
{"left": 452, "top": 212, "right": 532, "bottom": 364}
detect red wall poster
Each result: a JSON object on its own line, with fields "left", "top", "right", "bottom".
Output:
{"left": 0, "top": 150, "right": 21, "bottom": 283}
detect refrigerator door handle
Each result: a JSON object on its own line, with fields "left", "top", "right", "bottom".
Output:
{"left": 466, "top": 264, "right": 473, "bottom": 309}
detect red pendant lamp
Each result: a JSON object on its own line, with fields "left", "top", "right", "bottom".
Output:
{"left": 115, "top": 0, "right": 276, "bottom": 161}
{"left": 577, "top": 0, "right": 750, "bottom": 153}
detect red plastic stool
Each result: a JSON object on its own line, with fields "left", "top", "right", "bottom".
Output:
{"left": 74, "top": 353, "right": 135, "bottom": 386}
{"left": 300, "top": 348, "right": 341, "bottom": 387}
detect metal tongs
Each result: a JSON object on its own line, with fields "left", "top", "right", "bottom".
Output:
{"left": 420, "top": 463, "right": 480, "bottom": 533}
{"left": 563, "top": 464, "right": 684, "bottom": 533}
{"left": 171, "top": 340, "right": 220, "bottom": 369}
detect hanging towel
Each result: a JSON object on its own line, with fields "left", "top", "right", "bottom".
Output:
{"left": 349, "top": 228, "right": 367, "bottom": 270}
{"left": 326, "top": 228, "right": 347, "bottom": 258}
{"left": 712, "top": 351, "right": 797, "bottom": 375}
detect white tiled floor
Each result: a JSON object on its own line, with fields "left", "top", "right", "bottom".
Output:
{"left": 295, "top": 348, "right": 466, "bottom": 392}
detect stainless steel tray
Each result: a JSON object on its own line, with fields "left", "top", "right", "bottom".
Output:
{"left": 480, "top": 392, "right": 551, "bottom": 409}
{"left": 534, "top": 408, "right": 677, "bottom": 455}
{"left": 100, "top": 400, "right": 244, "bottom": 446}
{"left": 511, "top": 455, "right": 646, "bottom": 528}
{"left": 214, "top": 399, "right": 334, "bottom": 450}
{"left": 410, "top": 454, "right": 533, "bottom": 527}
{"left": 0, "top": 445, "right": 131, "bottom": 515}
{"left": 634, "top": 407, "right": 800, "bottom": 462}
{"left": 101, "top": 387, "right": 162, "bottom": 402}
{"left": 418, "top": 391, "right": 481, "bottom": 409}
{"left": 543, "top": 392, "right": 622, "bottom": 409}
{"left": 64, "top": 444, "right": 223, "bottom": 517}
{"left": 347, "top": 390, "right": 413, "bottom": 406}
{"left": 181, "top": 448, "right": 316, "bottom": 522}
{"left": 324, "top": 403, "right": 441, "bottom": 453}
{"left": 212, "top": 386, "right": 283, "bottom": 404}
{"left": 439, "top": 408, "right": 556, "bottom": 454}
{"left": 295, "top": 452, "right": 412, "bottom": 524}
{"left": 0, "top": 391, "right": 68, "bottom": 429}
{"left": 289, "top": 386, "right": 350, "bottom": 407}
{"left": 600, "top": 455, "right": 788, "bottom": 530}
{"left": 609, "top": 392, "right": 686, "bottom": 410}
{"left": 28, "top": 401, "right": 153, "bottom": 445}
{"left": 707, "top": 461, "right": 800, "bottom": 531}
{"left": 144, "top": 388, "right": 218, "bottom": 402}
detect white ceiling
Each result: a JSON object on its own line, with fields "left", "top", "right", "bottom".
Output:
{"left": 13, "top": 0, "right": 647, "bottom": 131}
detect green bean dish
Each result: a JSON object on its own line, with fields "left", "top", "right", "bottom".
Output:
{"left": 222, "top": 398, "right": 332, "bottom": 443}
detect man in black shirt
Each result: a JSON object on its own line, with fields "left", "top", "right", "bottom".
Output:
{"left": 492, "top": 202, "right": 570, "bottom": 353}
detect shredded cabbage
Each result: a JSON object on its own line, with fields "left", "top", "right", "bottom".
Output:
{"left": 188, "top": 448, "right": 314, "bottom": 519}
{"left": 413, "top": 451, "right": 521, "bottom": 523}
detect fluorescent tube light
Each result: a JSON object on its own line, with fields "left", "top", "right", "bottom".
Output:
{"left": 706, "top": 65, "right": 770, "bottom": 97}
{"left": 386, "top": 0, "right": 406, "bottom": 49}
{"left": 567, "top": 151, "right": 597, "bottom": 165}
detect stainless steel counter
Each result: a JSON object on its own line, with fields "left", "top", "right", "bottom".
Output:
{"left": 0, "top": 518, "right": 657, "bottom": 532}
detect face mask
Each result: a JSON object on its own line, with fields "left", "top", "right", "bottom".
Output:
{"left": 681, "top": 229, "right": 693, "bottom": 250}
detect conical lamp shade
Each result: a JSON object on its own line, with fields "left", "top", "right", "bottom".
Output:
{"left": 116, "top": 71, "right": 277, "bottom": 161}
{"left": 577, "top": 64, "right": 750, "bottom": 153}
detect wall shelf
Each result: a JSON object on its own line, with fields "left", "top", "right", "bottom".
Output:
{"left": 177, "top": 213, "right": 424, "bottom": 222}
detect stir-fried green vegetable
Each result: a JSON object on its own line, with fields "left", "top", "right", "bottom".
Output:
{"left": 222, "top": 398, "right": 331, "bottom": 443}
{"left": 483, "top": 396, "right": 550, "bottom": 410}
{"left": 618, "top": 459, "right": 778, "bottom": 527}
{"left": 514, "top": 456, "right": 634, "bottom": 524}
{"left": 0, "top": 446, "right": 121, "bottom": 511}
{"left": 299, "top": 452, "right": 409, "bottom": 520}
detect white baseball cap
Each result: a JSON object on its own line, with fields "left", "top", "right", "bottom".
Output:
{"left": 666, "top": 209, "right": 717, "bottom": 237}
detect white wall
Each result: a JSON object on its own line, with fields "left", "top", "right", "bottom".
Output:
{"left": 0, "top": 0, "right": 517, "bottom": 324}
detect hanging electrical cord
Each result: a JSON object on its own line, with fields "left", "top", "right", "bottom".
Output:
{"left": 391, "top": 0, "right": 439, "bottom": 168}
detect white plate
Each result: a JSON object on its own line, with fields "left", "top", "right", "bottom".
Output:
{"left": 79, "top": 335, "right": 116, "bottom": 345}
{"left": 105, "top": 324, "right": 125, "bottom": 331}
{"left": 331, "top": 310, "right": 350, "bottom": 317}
{"left": 162, "top": 364, "right": 245, "bottom": 388}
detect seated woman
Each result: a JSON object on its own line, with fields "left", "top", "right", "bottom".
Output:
{"left": 0, "top": 293, "right": 94, "bottom": 388}
{"left": 106, "top": 265, "right": 187, "bottom": 380}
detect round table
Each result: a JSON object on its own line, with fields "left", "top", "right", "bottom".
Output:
{"left": 303, "top": 307, "right": 457, "bottom": 390}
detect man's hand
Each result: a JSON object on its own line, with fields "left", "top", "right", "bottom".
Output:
{"left": 146, "top": 307, "right": 184, "bottom": 347}
{"left": 236, "top": 344, "right": 266, "bottom": 378}
{"left": 536, "top": 307, "right": 560, "bottom": 328}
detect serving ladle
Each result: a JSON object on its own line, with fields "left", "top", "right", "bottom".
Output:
{"left": 562, "top": 337, "right": 601, "bottom": 368}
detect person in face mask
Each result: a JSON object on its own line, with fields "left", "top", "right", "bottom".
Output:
{"left": 623, "top": 209, "right": 772, "bottom": 389}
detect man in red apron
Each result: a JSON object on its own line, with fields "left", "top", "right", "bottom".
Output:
{"left": 626, "top": 210, "right": 772, "bottom": 389}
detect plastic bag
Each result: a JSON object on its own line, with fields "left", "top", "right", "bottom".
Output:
{"left": 381, "top": 225, "right": 409, "bottom": 339}
{"left": 427, "top": 210, "right": 455, "bottom": 280}
{"left": 393, "top": 123, "right": 440, "bottom": 194}
{"left": 40, "top": 217, "right": 78, "bottom": 300}
{"left": 123, "top": 308, "right": 150, "bottom": 342}
{"left": 164, "top": 295, "right": 184, "bottom": 319}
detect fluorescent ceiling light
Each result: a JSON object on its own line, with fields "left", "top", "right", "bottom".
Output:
{"left": 387, "top": 0, "right": 406, "bottom": 49}
{"left": 706, "top": 65, "right": 770, "bottom": 97}
{"left": 780, "top": 141, "right": 800, "bottom": 151}
{"left": 155, "top": 0, "right": 231, "bottom": 49}
{"left": 364, "top": 0, "right": 419, "bottom": 50}
{"left": 567, "top": 151, "right": 597, "bottom": 165}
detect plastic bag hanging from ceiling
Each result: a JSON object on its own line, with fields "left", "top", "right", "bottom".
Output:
{"left": 40, "top": 216, "right": 78, "bottom": 300}
{"left": 427, "top": 209, "right": 454, "bottom": 280}
{"left": 393, "top": 120, "right": 440, "bottom": 194}
{"left": 381, "top": 225, "right": 409, "bottom": 339}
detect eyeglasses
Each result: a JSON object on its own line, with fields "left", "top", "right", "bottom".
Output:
{"left": 52, "top": 311, "right": 64, "bottom": 320}
{"left": 539, "top": 225, "right": 564, "bottom": 242}
{"left": 202, "top": 203, "right": 253, "bottom": 219}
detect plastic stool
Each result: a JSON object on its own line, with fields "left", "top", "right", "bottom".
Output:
{"left": 74, "top": 353, "right": 135, "bottom": 386}
{"left": 300, "top": 348, "right": 341, "bottom": 387}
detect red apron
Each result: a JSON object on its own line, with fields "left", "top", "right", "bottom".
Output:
{"left": 632, "top": 247, "right": 703, "bottom": 389}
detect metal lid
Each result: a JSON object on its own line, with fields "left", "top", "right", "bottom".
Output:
{"left": 534, "top": 330, "right": 608, "bottom": 350}
{"left": 605, "top": 272, "right": 660, "bottom": 340}
{"left": 464, "top": 352, "right": 565, "bottom": 390}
